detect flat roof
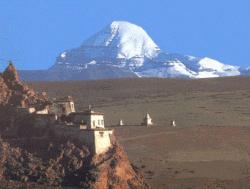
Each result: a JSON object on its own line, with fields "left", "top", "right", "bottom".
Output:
{"left": 69, "top": 110, "right": 104, "bottom": 116}
{"left": 54, "top": 96, "right": 74, "bottom": 102}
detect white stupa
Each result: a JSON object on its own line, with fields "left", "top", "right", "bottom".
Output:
{"left": 119, "top": 119, "right": 124, "bottom": 126}
{"left": 142, "top": 113, "right": 153, "bottom": 127}
{"left": 171, "top": 120, "right": 176, "bottom": 127}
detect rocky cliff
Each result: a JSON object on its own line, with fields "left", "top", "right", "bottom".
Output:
{"left": 0, "top": 63, "right": 49, "bottom": 132}
{"left": 0, "top": 63, "right": 150, "bottom": 189}
{"left": 1, "top": 62, "right": 48, "bottom": 108}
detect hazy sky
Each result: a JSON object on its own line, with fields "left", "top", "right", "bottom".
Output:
{"left": 0, "top": 0, "right": 250, "bottom": 70}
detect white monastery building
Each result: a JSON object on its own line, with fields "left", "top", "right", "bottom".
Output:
{"left": 16, "top": 96, "right": 113, "bottom": 155}
{"left": 68, "top": 108, "right": 113, "bottom": 154}
{"left": 69, "top": 110, "right": 105, "bottom": 129}
{"left": 51, "top": 96, "right": 76, "bottom": 116}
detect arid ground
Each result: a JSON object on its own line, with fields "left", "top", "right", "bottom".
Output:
{"left": 29, "top": 77, "right": 250, "bottom": 188}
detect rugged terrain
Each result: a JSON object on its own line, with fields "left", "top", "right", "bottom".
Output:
{"left": 0, "top": 63, "right": 49, "bottom": 133}
{"left": 0, "top": 64, "right": 150, "bottom": 189}
{"left": 28, "top": 76, "right": 250, "bottom": 188}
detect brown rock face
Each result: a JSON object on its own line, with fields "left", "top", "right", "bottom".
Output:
{"left": 0, "top": 137, "right": 90, "bottom": 187}
{"left": 0, "top": 136, "right": 150, "bottom": 189}
{"left": 0, "top": 63, "right": 151, "bottom": 189}
{"left": 0, "top": 74, "right": 10, "bottom": 105}
{"left": 0, "top": 63, "right": 48, "bottom": 108}
{"left": 0, "top": 63, "right": 50, "bottom": 131}
{"left": 2, "top": 62, "right": 21, "bottom": 86}
{"left": 84, "top": 142, "right": 151, "bottom": 189}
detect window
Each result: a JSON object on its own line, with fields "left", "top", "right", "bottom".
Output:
{"left": 62, "top": 106, "right": 66, "bottom": 113}
{"left": 98, "top": 120, "right": 100, "bottom": 125}
{"left": 99, "top": 131, "right": 104, "bottom": 137}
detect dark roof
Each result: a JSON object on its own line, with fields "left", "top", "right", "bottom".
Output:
{"left": 54, "top": 96, "right": 74, "bottom": 103}
{"left": 31, "top": 113, "right": 57, "bottom": 118}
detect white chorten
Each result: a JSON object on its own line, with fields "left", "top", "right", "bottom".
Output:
{"left": 119, "top": 119, "right": 124, "bottom": 126}
{"left": 142, "top": 113, "right": 153, "bottom": 127}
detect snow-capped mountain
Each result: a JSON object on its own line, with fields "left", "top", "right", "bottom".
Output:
{"left": 51, "top": 21, "right": 161, "bottom": 73}
{"left": 81, "top": 21, "right": 160, "bottom": 60}
{"left": 20, "top": 21, "right": 248, "bottom": 81}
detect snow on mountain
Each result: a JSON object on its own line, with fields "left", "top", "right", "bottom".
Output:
{"left": 195, "top": 57, "right": 240, "bottom": 78}
{"left": 82, "top": 21, "right": 160, "bottom": 60}
{"left": 45, "top": 21, "right": 243, "bottom": 80}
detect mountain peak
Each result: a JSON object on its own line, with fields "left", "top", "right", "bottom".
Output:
{"left": 110, "top": 20, "right": 137, "bottom": 29}
{"left": 43, "top": 21, "right": 243, "bottom": 81}
{"left": 81, "top": 21, "right": 160, "bottom": 59}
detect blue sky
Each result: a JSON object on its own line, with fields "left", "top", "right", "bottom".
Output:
{"left": 0, "top": 0, "right": 250, "bottom": 70}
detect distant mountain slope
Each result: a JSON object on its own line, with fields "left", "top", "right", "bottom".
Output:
{"left": 20, "top": 21, "right": 249, "bottom": 81}
{"left": 20, "top": 65, "right": 136, "bottom": 81}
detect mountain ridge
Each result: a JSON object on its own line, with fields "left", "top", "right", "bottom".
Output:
{"left": 19, "top": 21, "right": 249, "bottom": 81}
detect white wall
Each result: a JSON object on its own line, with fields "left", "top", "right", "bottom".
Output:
{"left": 70, "top": 102, "right": 76, "bottom": 112}
{"left": 90, "top": 115, "right": 105, "bottom": 129}
{"left": 94, "top": 130, "right": 113, "bottom": 154}
{"left": 36, "top": 108, "right": 49, "bottom": 114}
{"left": 54, "top": 125, "right": 113, "bottom": 155}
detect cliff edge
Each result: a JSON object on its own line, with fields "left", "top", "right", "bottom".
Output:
{"left": 0, "top": 63, "right": 151, "bottom": 189}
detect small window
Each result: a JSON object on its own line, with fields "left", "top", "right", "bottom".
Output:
{"left": 98, "top": 120, "right": 100, "bottom": 125}
{"left": 62, "top": 107, "right": 66, "bottom": 113}
{"left": 99, "top": 131, "right": 104, "bottom": 137}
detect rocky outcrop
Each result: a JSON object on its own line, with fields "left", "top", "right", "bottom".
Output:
{"left": 84, "top": 142, "right": 151, "bottom": 189}
{"left": 0, "top": 137, "right": 90, "bottom": 187}
{"left": 0, "top": 74, "right": 9, "bottom": 106}
{"left": 1, "top": 63, "right": 48, "bottom": 108}
{"left": 0, "top": 136, "right": 150, "bottom": 189}
{"left": 0, "top": 63, "right": 151, "bottom": 189}
{"left": 2, "top": 63, "right": 21, "bottom": 87}
{"left": 0, "top": 63, "right": 50, "bottom": 132}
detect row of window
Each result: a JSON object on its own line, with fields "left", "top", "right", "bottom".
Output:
{"left": 93, "top": 120, "right": 104, "bottom": 126}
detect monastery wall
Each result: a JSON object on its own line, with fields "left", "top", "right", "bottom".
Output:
{"left": 54, "top": 124, "right": 113, "bottom": 154}
{"left": 94, "top": 129, "right": 113, "bottom": 154}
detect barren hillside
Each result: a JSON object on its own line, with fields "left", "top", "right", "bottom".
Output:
{"left": 28, "top": 77, "right": 250, "bottom": 189}
{"left": 29, "top": 76, "right": 250, "bottom": 127}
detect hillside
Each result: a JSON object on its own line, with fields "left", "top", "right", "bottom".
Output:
{"left": 29, "top": 76, "right": 250, "bottom": 127}
{"left": 0, "top": 64, "right": 150, "bottom": 189}
{"left": 28, "top": 76, "right": 250, "bottom": 189}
